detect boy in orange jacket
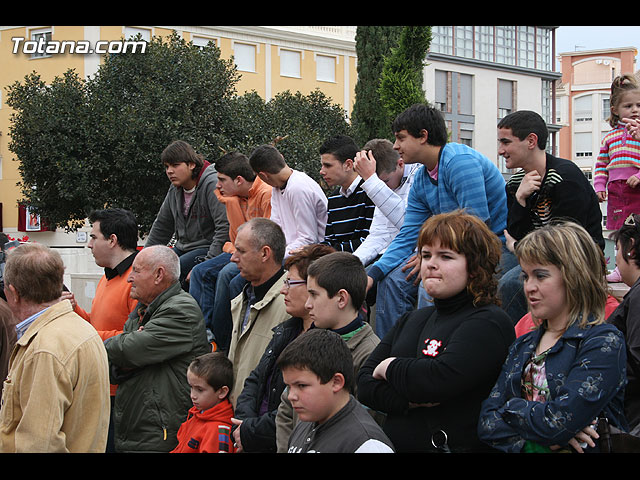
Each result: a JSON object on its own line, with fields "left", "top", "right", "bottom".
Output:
{"left": 172, "top": 352, "right": 236, "bottom": 453}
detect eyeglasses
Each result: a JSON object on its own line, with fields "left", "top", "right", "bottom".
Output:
{"left": 625, "top": 214, "right": 638, "bottom": 227}
{"left": 283, "top": 278, "right": 306, "bottom": 289}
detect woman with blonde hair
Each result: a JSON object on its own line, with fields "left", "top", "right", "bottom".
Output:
{"left": 357, "top": 210, "right": 515, "bottom": 452}
{"left": 478, "top": 221, "right": 628, "bottom": 453}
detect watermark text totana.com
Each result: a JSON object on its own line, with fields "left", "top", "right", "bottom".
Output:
{"left": 12, "top": 37, "right": 147, "bottom": 55}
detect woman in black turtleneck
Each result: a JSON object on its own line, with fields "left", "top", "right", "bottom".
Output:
{"left": 357, "top": 210, "right": 515, "bottom": 453}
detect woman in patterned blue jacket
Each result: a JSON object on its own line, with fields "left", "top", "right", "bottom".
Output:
{"left": 478, "top": 221, "right": 628, "bottom": 453}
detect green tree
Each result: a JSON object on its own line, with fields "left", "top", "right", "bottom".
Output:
{"left": 6, "top": 31, "right": 351, "bottom": 233}
{"left": 351, "top": 26, "right": 403, "bottom": 146}
{"left": 222, "top": 89, "right": 352, "bottom": 190}
{"left": 86, "top": 32, "right": 240, "bottom": 233}
{"left": 6, "top": 70, "right": 93, "bottom": 230}
{"left": 379, "top": 26, "right": 432, "bottom": 121}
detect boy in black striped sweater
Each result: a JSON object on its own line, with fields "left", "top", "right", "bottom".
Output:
{"left": 318, "top": 135, "right": 375, "bottom": 253}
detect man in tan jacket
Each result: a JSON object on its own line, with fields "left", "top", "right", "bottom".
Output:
{"left": 227, "top": 218, "right": 290, "bottom": 409}
{"left": 0, "top": 243, "right": 110, "bottom": 453}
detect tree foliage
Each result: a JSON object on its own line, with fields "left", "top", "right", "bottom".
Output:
{"left": 379, "top": 26, "right": 432, "bottom": 120}
{"left": 350, "top": 26, "right": 403, "bottom": 146}
{"left": 6, "top": 31, "right": 351, "bottom": 234}
{"left": 6, "top": 70, "right": 93, "bottom": 230}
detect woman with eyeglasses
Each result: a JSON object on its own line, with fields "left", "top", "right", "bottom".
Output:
{"left": 231, "top": 244, "right": 335, "bottom": 452}
{"left": 607, "top": 213, "right": 640, "bottom": 435}
{"left": 478, "top": 221, "right": 628, "bottom": 453}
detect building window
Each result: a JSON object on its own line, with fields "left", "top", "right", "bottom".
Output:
{"left": 459, "top": 123, "right": 474, "bottom": 147}
{"left": 498, "top": 79, "right": 515, "bottom": 119}
{"left": 434, "top": 70, "right": 451, "bottom": 112}
{"left": 192, "top": 36, "right": 217, "bottom": 49}
{"left": 316, "top": 54, "right": 335, "bottom": 83}
{"left": 541, "top": 80, "right": 552, "bottom": 124}
{"left": 574, "top": 132, "right": 593, "bottom": 158}
{"left": 431, "top": 26, "right": 453, "bottom": 55}
{"left": 29, "top": 27, "right": 52, "bottom": 59}
{"left": 517, "top": 26, "right": 536, "bottom": 69}
{"left": 535, "top": 27, "right": 551, "bottom": 71}
{"left": 574, "top": 94, "right": 593, "bottom": 123}
{"left": 458, "top": 73, "right": 473, "bottom": 115}
{"left": 431, "top": 26, "right": 553, "bottom": 71}
{"left": 280, "top": 49, "right": 301, "bottom": 78}
{"left": 234, "top": 43, "right": 256, "bottom": 73}
{"left": 495, "top": 26, "right": 516, "bottom": 66}
{"left": 455, "top": 26, "right": 474, "bottom": 59}
{"left": 476, "top": 26, "right": 494, "bottom": 62}
{"left": 124, "top": 26, "right": 151, "bottom": 42}
{"left": 602, "top": 95, "right": 611, "bottom": 123}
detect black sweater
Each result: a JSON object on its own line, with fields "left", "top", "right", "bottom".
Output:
{"left": 506, "top": 153, "right": 604, "bottom": 250}
{"left": 357, "top": 290, "right": 515, "bottom": 452}
{"left": 322, "top": 178, "right": 375, "bottom": 252}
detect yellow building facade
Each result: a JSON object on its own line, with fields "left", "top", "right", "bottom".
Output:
{"left": 0, "top": 25, "right": 357, "bottom": 234}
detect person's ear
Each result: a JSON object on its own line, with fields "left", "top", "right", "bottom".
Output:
{"left": 331, "top": 372, "right": 346, "bottom": 393}
{"left": 336, "top": 288, "right": 350, "bottom": 310}
{"left": 216, "top": 385, "right": 230, "bottom": 400}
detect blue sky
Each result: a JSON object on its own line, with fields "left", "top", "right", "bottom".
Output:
{"left": 556, "top": 26, "right": 639, "bottom": 57}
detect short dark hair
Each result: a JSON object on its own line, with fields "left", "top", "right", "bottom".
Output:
{"left": 249, "top": 144, "right": 287, "bottom": 174}
{"left": 161, "top": 140, "right": 205, "bottom": 178}
{"left": 392, "top": 103, "right": 448, "bottom": 147}
{"left": 610, "top": 214, "right": 640, "bottom": 269}
{"left": 277, "top": 328, "right": 354, "bottom": 393}
{"left": 215, "top": 152, "right": 256, "bottom": 182}
{"left": 306, "top": 251, "right": 367, "bottom": 311}
{"left": 88, "top": 208, "right": 138, "bottom": 251}
{"left": 362, "top": 138, "right": 400, "bottom": 175}
{"left": 319, "top": 135, "right": 359, "bottom": 164}
{"left": 497, "top": 110, "right": 548, "bottom": 150}
{"left": 239, "top": 217, "right": 286, "bottom": 265}
{"left": 188, "top": 352, "right": 234, "bottom": 396}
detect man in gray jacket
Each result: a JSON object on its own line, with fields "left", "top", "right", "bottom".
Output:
{"left": 145, "top": 140, "right": 229, "bottom": 288}
{"left": 105, "top": 245, "right": 211, "bottom": 453}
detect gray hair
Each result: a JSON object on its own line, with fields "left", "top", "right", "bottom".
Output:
{"left": 142, "top": 245, "right": 181, "bottom": 282}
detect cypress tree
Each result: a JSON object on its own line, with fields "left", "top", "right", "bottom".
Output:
{"left": 351, "top": 26, "right": 403, "bottom": 146}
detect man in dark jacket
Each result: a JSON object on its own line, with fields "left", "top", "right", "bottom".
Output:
{"left": 105, "top": 245, "right": 211, "bottom": 453}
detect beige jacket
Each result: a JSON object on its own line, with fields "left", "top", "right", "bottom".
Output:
{"left": 228, "top": 271, "right": 290, "bottom": 408}
{"left": 0, "top": 300, "right": 110, "bottom": 453}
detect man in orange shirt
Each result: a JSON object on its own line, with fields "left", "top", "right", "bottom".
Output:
{"left": 61, "top": 208, "right": 139, "bottom": 452}
{"left": 189, "top": 152, "right": 272, "bottom": 351}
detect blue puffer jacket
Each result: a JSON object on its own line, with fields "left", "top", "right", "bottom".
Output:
{"left": 478, "top": 319, "right": 628, "bottom": 453}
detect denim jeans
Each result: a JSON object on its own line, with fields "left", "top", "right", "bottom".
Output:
{"left": 210, "top": 262, "right": 246, "bottom": 352}
{"left": 173, "top": 247, "right": 209, "bottom": 290}
{"left": 374, "top": 256, "right": 422, "bottom": 339}
{"left": 188, "top": 252, "right": 232, "bottom": 331}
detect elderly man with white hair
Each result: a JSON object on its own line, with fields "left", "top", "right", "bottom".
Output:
{"left": 105, "top": 245, "right": 211, "bottom": 453}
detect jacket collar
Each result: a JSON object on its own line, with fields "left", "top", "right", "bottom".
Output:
{"left": 136, "top": 281, "right": 183, "bottom": 324}
{"left": 16, "top": 300, "right": 74, "bottom": 346}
